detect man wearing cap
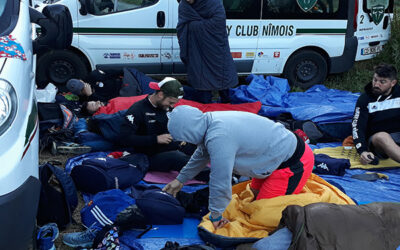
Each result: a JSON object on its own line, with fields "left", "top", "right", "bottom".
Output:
{"left": 118, "top": 77, "right": 193, "bottom": 172}
{"left": 66, "top": 69, "right": 122, "bottom": 102}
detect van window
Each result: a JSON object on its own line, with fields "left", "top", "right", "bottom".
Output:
{"left": 0, "top": 0, "right": 18, "bottom": 36}
{"left": 223, "top": 0, "right": 261, "bottom": 19}
{"left": 262, "top": 0, "right": 347, "bottom": 19}
{"left": 90, "top": 0, "right": 159, "bottom": 15}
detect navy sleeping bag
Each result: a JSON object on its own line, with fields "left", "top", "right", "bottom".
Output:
{"left": 177, "top": 0, "right": 237, "bottom": 91}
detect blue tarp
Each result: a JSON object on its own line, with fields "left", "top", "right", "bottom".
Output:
{"left": 230, "top": 75, "right": 360, "bottom": 124}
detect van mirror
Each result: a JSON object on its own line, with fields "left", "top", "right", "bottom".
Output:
{"left": 30, "top": 4, "right": 73, "bottom": 54}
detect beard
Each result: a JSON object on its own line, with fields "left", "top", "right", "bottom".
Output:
{"left": 372, "top": 87, "right": 383, "bottom": 95}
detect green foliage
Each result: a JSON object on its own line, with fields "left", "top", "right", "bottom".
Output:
{"left": 324, "top": 11, "right": 400, "bottom": 93}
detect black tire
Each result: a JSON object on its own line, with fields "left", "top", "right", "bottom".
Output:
{"left": 283, "top": 50, "right": 328, "bottom": 89}
{"left": 36, "top": 50, "right": 88, "bottom": 87}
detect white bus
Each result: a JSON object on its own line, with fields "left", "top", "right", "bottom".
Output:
{"left": 34, "top": 0, "right": 394, "bottom": 88}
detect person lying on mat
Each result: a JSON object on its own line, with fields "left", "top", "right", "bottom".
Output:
{"left": 66, "top": 69, "right": 123, "bottom": 103}
{"left": 118, "top": 77, "right": 196, "bottom": 172}
{"left": 352, "top": 63, "right": 400, "bottom": 165}
{"left": 163, "top": 105, "right": 314, "bottom": 229}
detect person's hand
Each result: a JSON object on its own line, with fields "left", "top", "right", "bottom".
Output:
{"left": 212, "top": 217, "right": 229, "bottom": 229}
{"left": 162, "top": 179, "right": 184, "bottom": 197}
{"left": 360, "top": 151, "right": 375, "bottom": 165}
{"left": 157, "top": 134, "right": 173, "bottom": 144}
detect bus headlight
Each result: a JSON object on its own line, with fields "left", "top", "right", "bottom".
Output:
{"left": 0, "top": 79, "right": 18, "bottom": 136}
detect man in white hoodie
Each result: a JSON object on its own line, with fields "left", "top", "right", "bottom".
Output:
{"left": 163, "top": 105, "right": 314, "bottom": 229}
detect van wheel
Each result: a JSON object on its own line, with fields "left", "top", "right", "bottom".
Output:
{"left": 283, "top": 50, "right": 327, "bottom": 89}
{"left": 36, "top": 50, "right": 88, "bottom": 87}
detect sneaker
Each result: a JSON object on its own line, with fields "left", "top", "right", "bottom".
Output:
{"left": 37, "top": 223, "right": 59, "bottom": 250}
{"left": 302, "top": 121, "right": 323, "bottom": 142}
{"left": 62, "top": 227, "right": 98, "bottom": 248}
{"left": 52, "top": 141, "right": 91, "bottom": 155}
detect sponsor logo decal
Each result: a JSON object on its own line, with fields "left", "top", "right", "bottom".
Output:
{"left": 0, "top": 35, "right": 26, "bottom": 61}
{"left": 123, "top": 52, "right": 135, "bottom": 60}
{"left": 245, "top": 52, "right": 255, "bottom": 58}
{"left": 161, "top": 52, "right": 172, "bottom": 59}
{"left": 273, "top": 52, "right": 280, "bottom": 58}
{"left": 103, "top": 53, "right": 121, "bottom": 59}
{"left": 258, "top": 52, "right": 264, "bottom": 57}
{"left": 231, "top": 52, "right": 242, "bottom": 58}
{"left": 296, "top": 0, "right": 317, "bottom": 12}
{"left": 138, "top": 54, "right": 159, "bottom": 58}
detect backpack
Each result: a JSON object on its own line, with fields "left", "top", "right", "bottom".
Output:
{"left": 37, "top": 162, "right": 78, "bottom": 229}
{"left": 70, "top": 157, "right": 145, "bottom": 194}
{"left": 81, "top": 189, "right": 135, "bottom": 231}
{"left": 131, "top": 185, "right": 185, "bottom": 225}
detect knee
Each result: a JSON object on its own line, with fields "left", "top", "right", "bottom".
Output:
{"left": 371, "top": 132, "right": 391, "bottom": 146}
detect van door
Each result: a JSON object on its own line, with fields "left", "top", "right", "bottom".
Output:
{"left": 76, "top": 0, "right": 169, "bottom": 74}
{"left": 171, "top": 0, "right": 262, "bottom": 74}
{"left": 355, "top": 0, "right": 394, "bottom": 61}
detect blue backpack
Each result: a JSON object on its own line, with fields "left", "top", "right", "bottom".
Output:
{"left": 132, "top": 185, "right": 185, "bottom": 225}
{"left": 37, "top": 162, "right": 78, "bottom": 229}
{"left": 81, "top": 189, "right": 135, "bottom": 231}
{"left": 71, "top": 156, "right": 146, "bottom": 194}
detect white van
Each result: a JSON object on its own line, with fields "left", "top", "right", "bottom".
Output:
{"left": 355, "top": 0, "right": 394, "bottom": 61}
{"left": 34, "top": 0, "right": 393, "bottom": 89}
{"left": 0, "top": 1, "right": 72, "bottom": 248}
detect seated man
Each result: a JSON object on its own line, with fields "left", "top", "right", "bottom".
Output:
{"left": 163, "top": 105, "right": 314, "bottom": 229}
{"left": 352, "top": 63, "right": 400, "bottom": 164}
{"left": 118, "top": 77, "right": 194, "bottom": 172}
{"left": 66, "top": 69, "right": 122, "bottom": 103}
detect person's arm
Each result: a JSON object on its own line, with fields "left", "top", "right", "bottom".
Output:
{"left": 352, "top": 95, "right": 372, "bottom": 162}
{"left": 206, "top": 137, "right": 236, "bottom": 221}
{"left": 118, "top": 108, "right": 158, "bottom": 148}
{"left": 175, "top": 144, "right": 210, "bottom": 183}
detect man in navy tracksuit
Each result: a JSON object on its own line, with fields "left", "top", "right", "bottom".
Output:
{"left": 352, "top": 64, "right": 400, "bottom": 164}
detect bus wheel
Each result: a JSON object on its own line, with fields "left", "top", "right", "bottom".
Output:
{"left": 36, "top": 50, "right": 88, "bottom": 87}
{"left": 283, "top": 50, "right": 327, "bottom": 89}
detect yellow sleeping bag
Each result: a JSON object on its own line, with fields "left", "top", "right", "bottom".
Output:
{"left": 199, "top": 174, "right": 354, "bottom": 238}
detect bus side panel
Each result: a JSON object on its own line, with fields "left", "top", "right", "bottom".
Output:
{"left": 253, "top": 20, "right": 347, "bottom": 74}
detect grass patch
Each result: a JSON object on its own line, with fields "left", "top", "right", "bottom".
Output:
{"left": 324, "top": 10, "right": 400, "bottom": 93}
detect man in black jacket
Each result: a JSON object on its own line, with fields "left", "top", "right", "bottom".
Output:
{"left": 352, "top": 63, "right": 400, "bottom": 164}
{"left": 66, "top": 69, "right": 122, "bottom": 103}
{"left": 118, "top": 77, "right": 193, "bottom": 172}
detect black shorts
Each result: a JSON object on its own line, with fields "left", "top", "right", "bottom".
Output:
{"left": 368, "top": 132, "right": 400, "bottom": 159}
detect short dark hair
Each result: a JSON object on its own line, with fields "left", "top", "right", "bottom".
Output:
{"left": 374, "top": 63, "right": 397, "bottom": 80}
{"left": 80, "top": 101, "right": 93, "bottom": 117}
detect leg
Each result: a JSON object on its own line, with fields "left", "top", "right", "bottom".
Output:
{"left": 148, "top": 150, "right": 190, "bottom": 172}
{"left": 370, "top": 132, "right": 400, "bottom": 163}
{"left": 255, "top": 144, "right": 314, "bottom": 200}
{"left": 218, "top": 89, "right": 231, "bottom": 103}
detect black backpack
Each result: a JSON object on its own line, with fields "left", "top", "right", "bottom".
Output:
{"left": 37, "top": 162, "right": 78, "bottom": 229}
